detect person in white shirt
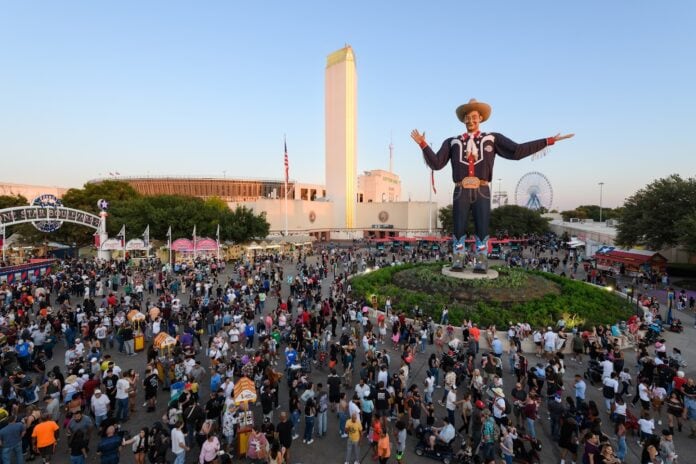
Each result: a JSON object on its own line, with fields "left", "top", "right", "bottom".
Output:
{"left": 354, "top": 379, "right": 370, "bottom": 401}
{"left": 533, "top": 330, "right": 543, "bottom": 357}
{"left": 424, "top": 372, "right": 435, "bottom": 404}
{"left": 543, "top": 328, "right": 557, "bottom": 357}
{"left": 601, "top": 358, "right": 614, "bottom": 380}
{"left": 602, "top": 372, "right": 619, "bottom": 413}
{"left": 95, "top": 324, "right": 107, "bottom": 346}
{"left": 91, "top": 389, "right": 111, "bottom": 427}
{"left": 638, "top": 412, "right": 655, "bottom": 444}
{"left": 115, "top": 377, "right": 131, "bottom": 421}
{"left": 171, "top": 421, "right": 189, "bottom": 464}
{"left": 638, "top": 379, "right": 651, "bottom": 411}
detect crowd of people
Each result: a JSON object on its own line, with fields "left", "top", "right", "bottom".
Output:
{"left": 0, "top": 238, "right": 692, "bottom": 464}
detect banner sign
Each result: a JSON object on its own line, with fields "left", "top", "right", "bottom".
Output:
{"left": 0, "top": 206, "right": 101, "bottom": 230}
{"left": 125, "top": 238, "right": 148, "bottom": 251}
{"left": 100, "top": 238, "right": 123, "bottom": 250}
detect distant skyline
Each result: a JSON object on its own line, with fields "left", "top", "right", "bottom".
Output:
{"left": 1, "top": 1, "right": 695, "bottom": 211}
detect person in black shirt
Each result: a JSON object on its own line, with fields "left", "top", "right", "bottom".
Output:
{"left": 407, "top": 389, "right": 422, "bottom": 432}
{"left": 276, "top": 412, "right": 293, "bottom": 462}
{"left": 375, "top": 381, "right": 390, "bottom": 419}
{"left": 143, "top": 368, "right": 159, "bottom": 412}
{"left": 261, "top": 382, "right": 275, "bottom": 423}
{"left": 262, "top": 417, "right": 276, "bottom": 445}
{"left": 69, "top": 429, "right": 89, "bottom": 463}
{"left": 102, "top": 369, "right": 118, "bottom": 409}
{"left": 205, "top": 392, "right": 224, "bottom": 422}
{"left": 327, "top": 369, "right": 341, "bottom": 412}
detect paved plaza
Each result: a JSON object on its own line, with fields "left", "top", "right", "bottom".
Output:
{"left": 38, "top": 249, "right": 696, "bottom": 464}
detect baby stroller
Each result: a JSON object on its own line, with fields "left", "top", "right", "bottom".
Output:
{"left": 668, "top": 319, "right": 683, "bottom": 333}
{"left": 583, "top": 359, "right": 602, "bottom": 385}
{"left": 643, "top": 323, "right": 662, "bottom": 345}
{"left": 512, "top": 435, "right": 542, "bottom": 464}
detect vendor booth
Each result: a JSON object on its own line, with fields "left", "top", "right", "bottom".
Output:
{"left": 127, "top": 310, "right": 146, "bottom": 351}
{"left": 153, "top": 332, "right": 177, "bottom": 381}
{"left": 233, "top": 376, "right": 257, "bottom": 458}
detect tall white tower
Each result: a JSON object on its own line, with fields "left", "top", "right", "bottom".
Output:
{"left": 325, "top": 45, "right": 357, "bottom": 229}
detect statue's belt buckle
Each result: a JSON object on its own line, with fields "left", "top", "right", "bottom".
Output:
{"left": 460, "top": 177, "right": 481, "bottom": 189}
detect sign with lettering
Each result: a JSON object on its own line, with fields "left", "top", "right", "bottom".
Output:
{"left": 0, "top": 205, "right": 101, "bottom": 230}
{"left": 101, "top": 238, "right": 123, "bottom": 250}
{"left": 30, "top": 194, "right": 65, "bottom": 232}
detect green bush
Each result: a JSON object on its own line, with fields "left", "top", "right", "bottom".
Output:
{"left": 350, "top": 264, "right": 633, "bottom": 329}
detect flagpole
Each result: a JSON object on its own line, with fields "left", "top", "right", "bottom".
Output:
{"left": 284, "top": 135, "right": 288, "bottom": 237}
{"left": 428, "top": 172, "right": 433, "bottom": 234}
{"left": 168, "top": 226, "right": 172, "bottom": 270}
{"left": 216, "top": 224, "right": 220, "bottom": 261}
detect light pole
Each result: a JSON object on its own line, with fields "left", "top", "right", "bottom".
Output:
{"left": 497, "top": 178, "right": 502, "bottom": 206}
{"left": 598, "top": 182, "right": 605, "bottom": 223}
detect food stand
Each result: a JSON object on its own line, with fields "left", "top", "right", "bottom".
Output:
{"left": 153, "top": 332, "right": 177, "bottom": 381}
{"left": 127, "top": 310, "right": 146, "bottom": 351}
{"left": 233, "top": 376, "right": 257, "bottom": 458}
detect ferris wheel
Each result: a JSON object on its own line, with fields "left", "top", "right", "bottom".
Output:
{"left": 515, "top": 171, "right": 553, "bottom": 211}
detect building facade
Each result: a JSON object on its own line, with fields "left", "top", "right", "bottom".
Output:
{"left": 358, "top": 169, "right": 401, "bottom": 203}
{"left": 325, "top": 45, "right": 357, "bottom": 229}
{"left": 0, "top": 182, "right": 69, "bottom": 202}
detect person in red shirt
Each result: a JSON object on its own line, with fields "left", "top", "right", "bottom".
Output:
{"left": 469, "top": 324, "right": 481, "bottom": 354}
{"left": 673, "top": 371, "right": 687, "bottom": 393}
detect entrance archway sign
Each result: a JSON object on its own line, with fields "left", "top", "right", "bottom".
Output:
{"left": 0, "top": 202, "right": 109, "bottom": 261}
{"left": 0, "top": 206, "right": 101, "bottom": 230}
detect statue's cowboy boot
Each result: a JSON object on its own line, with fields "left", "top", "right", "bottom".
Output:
{"left": 451, "top": 235, "right": 467, "bottom": 271}
{"left": 475, "top": 235, "right": 489, "bottom": 255}
{"left": 472, "top": 235, "right": 489, "bottom": 273}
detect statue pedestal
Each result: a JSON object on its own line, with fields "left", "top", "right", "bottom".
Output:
{"left": 442, "top": 266, "right": 499, "bottom": 280}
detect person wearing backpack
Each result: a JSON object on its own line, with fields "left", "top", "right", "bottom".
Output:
{"left": 316, "top": 383, "right": 329, "bottom": 438}
{"left": 491, "top": 387, "right": 509, "bottom": 427}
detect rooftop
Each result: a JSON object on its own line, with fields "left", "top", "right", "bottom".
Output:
{"left": 549, "top": 219, "right": 618, "bottom": 238}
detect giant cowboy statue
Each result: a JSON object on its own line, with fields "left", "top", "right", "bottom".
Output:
{"left": 411, "top": 98, "right": 573, "bottom": 272}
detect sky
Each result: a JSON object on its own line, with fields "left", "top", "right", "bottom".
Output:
{"left": 1, "top": 1, "right": 695, "bottom": 211}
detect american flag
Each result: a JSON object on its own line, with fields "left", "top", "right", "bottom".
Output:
{"left": 431, "top": 170, "right": 437, "bottom": 194}
{"left": 284, "top": 138, "right": 289, "bottom": 184}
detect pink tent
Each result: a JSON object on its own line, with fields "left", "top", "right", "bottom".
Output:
{"left": 171, "top": 239, "right": 194, "bottom": 251}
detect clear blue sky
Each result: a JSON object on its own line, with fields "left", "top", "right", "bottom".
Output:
{"left": 1, "top": 1, "right": 694, "bottom": 211}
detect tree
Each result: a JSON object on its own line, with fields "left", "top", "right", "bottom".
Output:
{"left": 51, "top": 181, "right": 142, "bottom": 245}
{"left": 437, "top": 204, "right": 548, "bottom": 237}
{"left": 616, "top": 175, "right": 696, "bottom": 250}
{"left": 561, "top": 204, "right": 621, "bottom": 222}
{"left": 0, "top": 194, "right": 29, "bottom": 209}
{"left": 107, "top": 195, "right": 269, "bottom": 243}
{"left": 677, "top": 212, "right": 696, "bottom": 253}
{"left": 490, "top": 205, "right": 549, "bottom": 237}
{"left": 438, "top": 204, "right": 454, "bottom": 236}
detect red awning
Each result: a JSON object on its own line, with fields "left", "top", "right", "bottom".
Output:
{"left": 414, "top": 236, "right": 450, "bottom": 242}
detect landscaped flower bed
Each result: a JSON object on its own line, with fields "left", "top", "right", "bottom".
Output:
{"left": 350, "top": 263, "right": 633, "bottom": 329}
